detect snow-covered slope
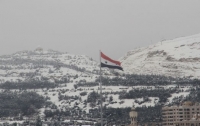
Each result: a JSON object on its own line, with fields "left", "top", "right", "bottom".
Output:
{"left": 121, "top": 33, "right": 200, "bottom": 78}
{"left": 0, "top": 48, "right": 112, "bottom": 83}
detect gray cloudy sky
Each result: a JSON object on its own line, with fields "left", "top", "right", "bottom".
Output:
{"left": 1, "top": 0, "right": 200, "bottom": 60}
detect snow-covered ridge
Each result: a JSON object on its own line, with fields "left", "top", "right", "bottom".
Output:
{"left": 121, "top": 33, "right": 200, "bottom": 78}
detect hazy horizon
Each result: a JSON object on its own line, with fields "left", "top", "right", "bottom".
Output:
{"left": 1, "top": 0, "right": 200, "bottom": 60}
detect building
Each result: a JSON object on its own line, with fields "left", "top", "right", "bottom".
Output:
{"left": 174, "top": 113, "right": 200, "bottom": 126}
{"left": 129, "top": 107, "right": 138, "bottom": 126}
{"left": 162, "top": 101, "right": 200, "bottom": 126}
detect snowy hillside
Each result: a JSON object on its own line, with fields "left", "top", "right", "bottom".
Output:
{"left": 121, "top": 33, "right": 200, "bottom": 78}
{"left": 0, "top": 48, "right": 110, "bottom": 83}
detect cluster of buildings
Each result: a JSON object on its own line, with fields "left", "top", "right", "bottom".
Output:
{"left": 129, "top": 101, "right": 200, "bottom": 126}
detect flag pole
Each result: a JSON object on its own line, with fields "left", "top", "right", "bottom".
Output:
{"left": 99, "top": 50, "right": 103, "bottom": 126}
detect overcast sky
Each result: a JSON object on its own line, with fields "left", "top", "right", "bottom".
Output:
{"left": 1, "top": 0, "right": 200, "bottom": 60}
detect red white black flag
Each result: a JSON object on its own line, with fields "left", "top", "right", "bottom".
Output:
{"left": 100, "top": 52, "right": 123, "bottom": 71}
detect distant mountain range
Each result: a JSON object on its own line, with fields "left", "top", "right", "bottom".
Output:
{"left": 1, "top": 33, "right": 200, "bottom": 84}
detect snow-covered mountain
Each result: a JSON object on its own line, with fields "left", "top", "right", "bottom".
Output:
{"left": 0, "top": 34, "right": 199, "bottom": 121}
{"left": 121, "top": 33, "right": 200, "bottom": 78}
{"left": 2, "top": 32, "right": 200, "bottom": 83}
{"left": 0, "top": 48, "right": 112, "bottom": 83}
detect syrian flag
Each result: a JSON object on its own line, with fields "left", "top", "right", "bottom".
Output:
{"left": 100, "top": 52, "right": 123, "bottom": 71}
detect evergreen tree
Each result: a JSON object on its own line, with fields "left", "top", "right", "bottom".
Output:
{"left": 36, "top": 116, "right": 42, "bottom": 126}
